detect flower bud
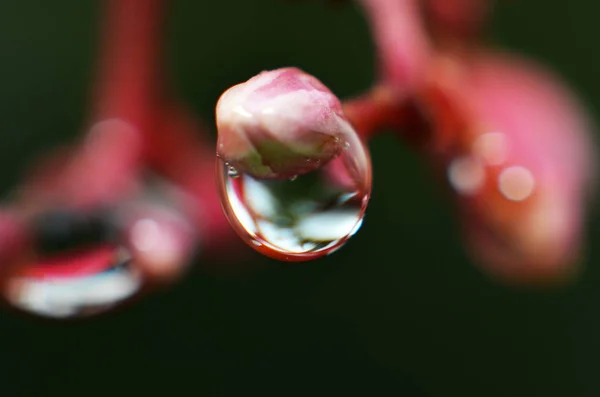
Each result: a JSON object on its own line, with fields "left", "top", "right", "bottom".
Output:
{"left": 423, "top": 53, "right": 597, "bottom": 284}
{"left": 216, "top": 67, "right": 351, "bottom": 179}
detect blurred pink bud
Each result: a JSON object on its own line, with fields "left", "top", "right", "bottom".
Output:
{"left": 123, "top": 203, "right": 197, "bottom": 284}
{"left": 423, "top": 52, "right": 597, "bottom": 284}
{"left": 215, "top": 67, "right": 352, "bottom": 179}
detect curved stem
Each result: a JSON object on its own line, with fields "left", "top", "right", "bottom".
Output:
{"left": 342, "top": 86, "right": 405, "bottom": 140}
{"left": 59, "top": 0, "right": 165, "bottom": 208}
{"left": 358, "top": 0, "right": 431, "bottom": 92}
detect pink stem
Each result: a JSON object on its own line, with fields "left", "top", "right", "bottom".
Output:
{"left": 93, "top": 0, "right": 163, "bottom": 125}
{"left": 424, "top": 0, "right": 492, "bottom": 43}
{"left": 92, "top": 0, "right": 237, "bottom": 259}
{"left": 343, "top": 0, "right": 433, "bottom": 140}
{"left": 57, "top": 0, "right": 165, "bottom": 208}
{"left": 358, "top": 0, "right": 431, "bottom": 93}
{"left": 342, "top": 86, "right": 409, "bottom": 140}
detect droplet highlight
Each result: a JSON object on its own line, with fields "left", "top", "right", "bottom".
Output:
{"left": 227, "top": 165, "right": 240, "bottom": 178}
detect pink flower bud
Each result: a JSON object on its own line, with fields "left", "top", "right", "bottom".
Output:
{"left": 215, "top": 67, "right": 351, "bottom": 179}
{"left": 423, "top": 52, "right": 597, "bottom": 284}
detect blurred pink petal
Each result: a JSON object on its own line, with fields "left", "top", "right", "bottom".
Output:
{"left": 123, "top": 203, "right": 197, "bottom": 284}
{"left": 423, "top": 52, "right": 597, "bottom": 284}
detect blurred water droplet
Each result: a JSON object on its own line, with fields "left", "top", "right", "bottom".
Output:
{"left": 1, "top": 208, "right": 144, "bottom": 318}
{"left": 216, "top": 131, "right": 371, "bottom": 261}
{"left": 4, "top": 247, "right": 142, "bottom": 319}
{"left": 344, "top": 141, "right": 351, "bottom": 150}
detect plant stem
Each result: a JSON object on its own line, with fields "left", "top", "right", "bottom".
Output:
{"left": 358, "top": 0, "right": 430, "bottom": 92}
{"left": 93, "top": 0, "right": 163, "bottom": 126}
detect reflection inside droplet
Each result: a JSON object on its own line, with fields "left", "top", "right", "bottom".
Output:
{"left": 227, "top": 165, "right": 240, "bottom": 178}
{"left": 217, "top": 131, "right": 371, "bottom": 261}
{"left": 498, "top": 165, "right": 535, "bottom": 202}
{"left": 5, "top": 247, "right": 141, "bottom": 318}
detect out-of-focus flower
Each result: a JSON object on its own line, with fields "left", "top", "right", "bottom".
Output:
{"left": 215, "top": 67, "right": 352, "bottom": 179}
{"left": 422, "top": 52, "right": 597, "bottom": 284}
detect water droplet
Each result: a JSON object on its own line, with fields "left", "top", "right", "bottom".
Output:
{"left": 4, "top": 246, "right": 141, "bottom": 319}
{"left": 344, "top": 141, "right": 351, "bottom": 150}
{"left": 1, "top": 208, "right": 141, "bottom": 319}
{"left": 227, "top": 165, "right": 240, "bottom": 178}
{"left": 216, "top": 131, "right": 372, "bottom": 261}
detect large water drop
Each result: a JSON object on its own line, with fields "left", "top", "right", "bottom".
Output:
{"left": 216, "top": 132, "right": 372, "bottom": 261}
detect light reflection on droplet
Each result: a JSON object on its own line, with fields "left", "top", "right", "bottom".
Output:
{"left": 243, "top": 176, "right": 280, "bottom": 219}
{"left": 257, "top": 220, "right": 317, "bottom": 253}
{"left": 498, "top": 165, "right": 535, "bottom": 201}
{"left": 227, "top": 165, "right": 240, "bottom": 178}
{"left": 447, "top": 156, "right": 485, "bottom": 195}
{"left": 295, "top": 210, "right": 362, "bottom": 241}
{"left": 473, "top": 132, "right": 509, "bottom": 166}
{"left": 227, "top": 179, "right": 258, "bottom": 235}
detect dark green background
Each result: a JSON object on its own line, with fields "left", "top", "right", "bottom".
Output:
{"left": 0, "top": 1, "right": 598, "bottom": 396}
